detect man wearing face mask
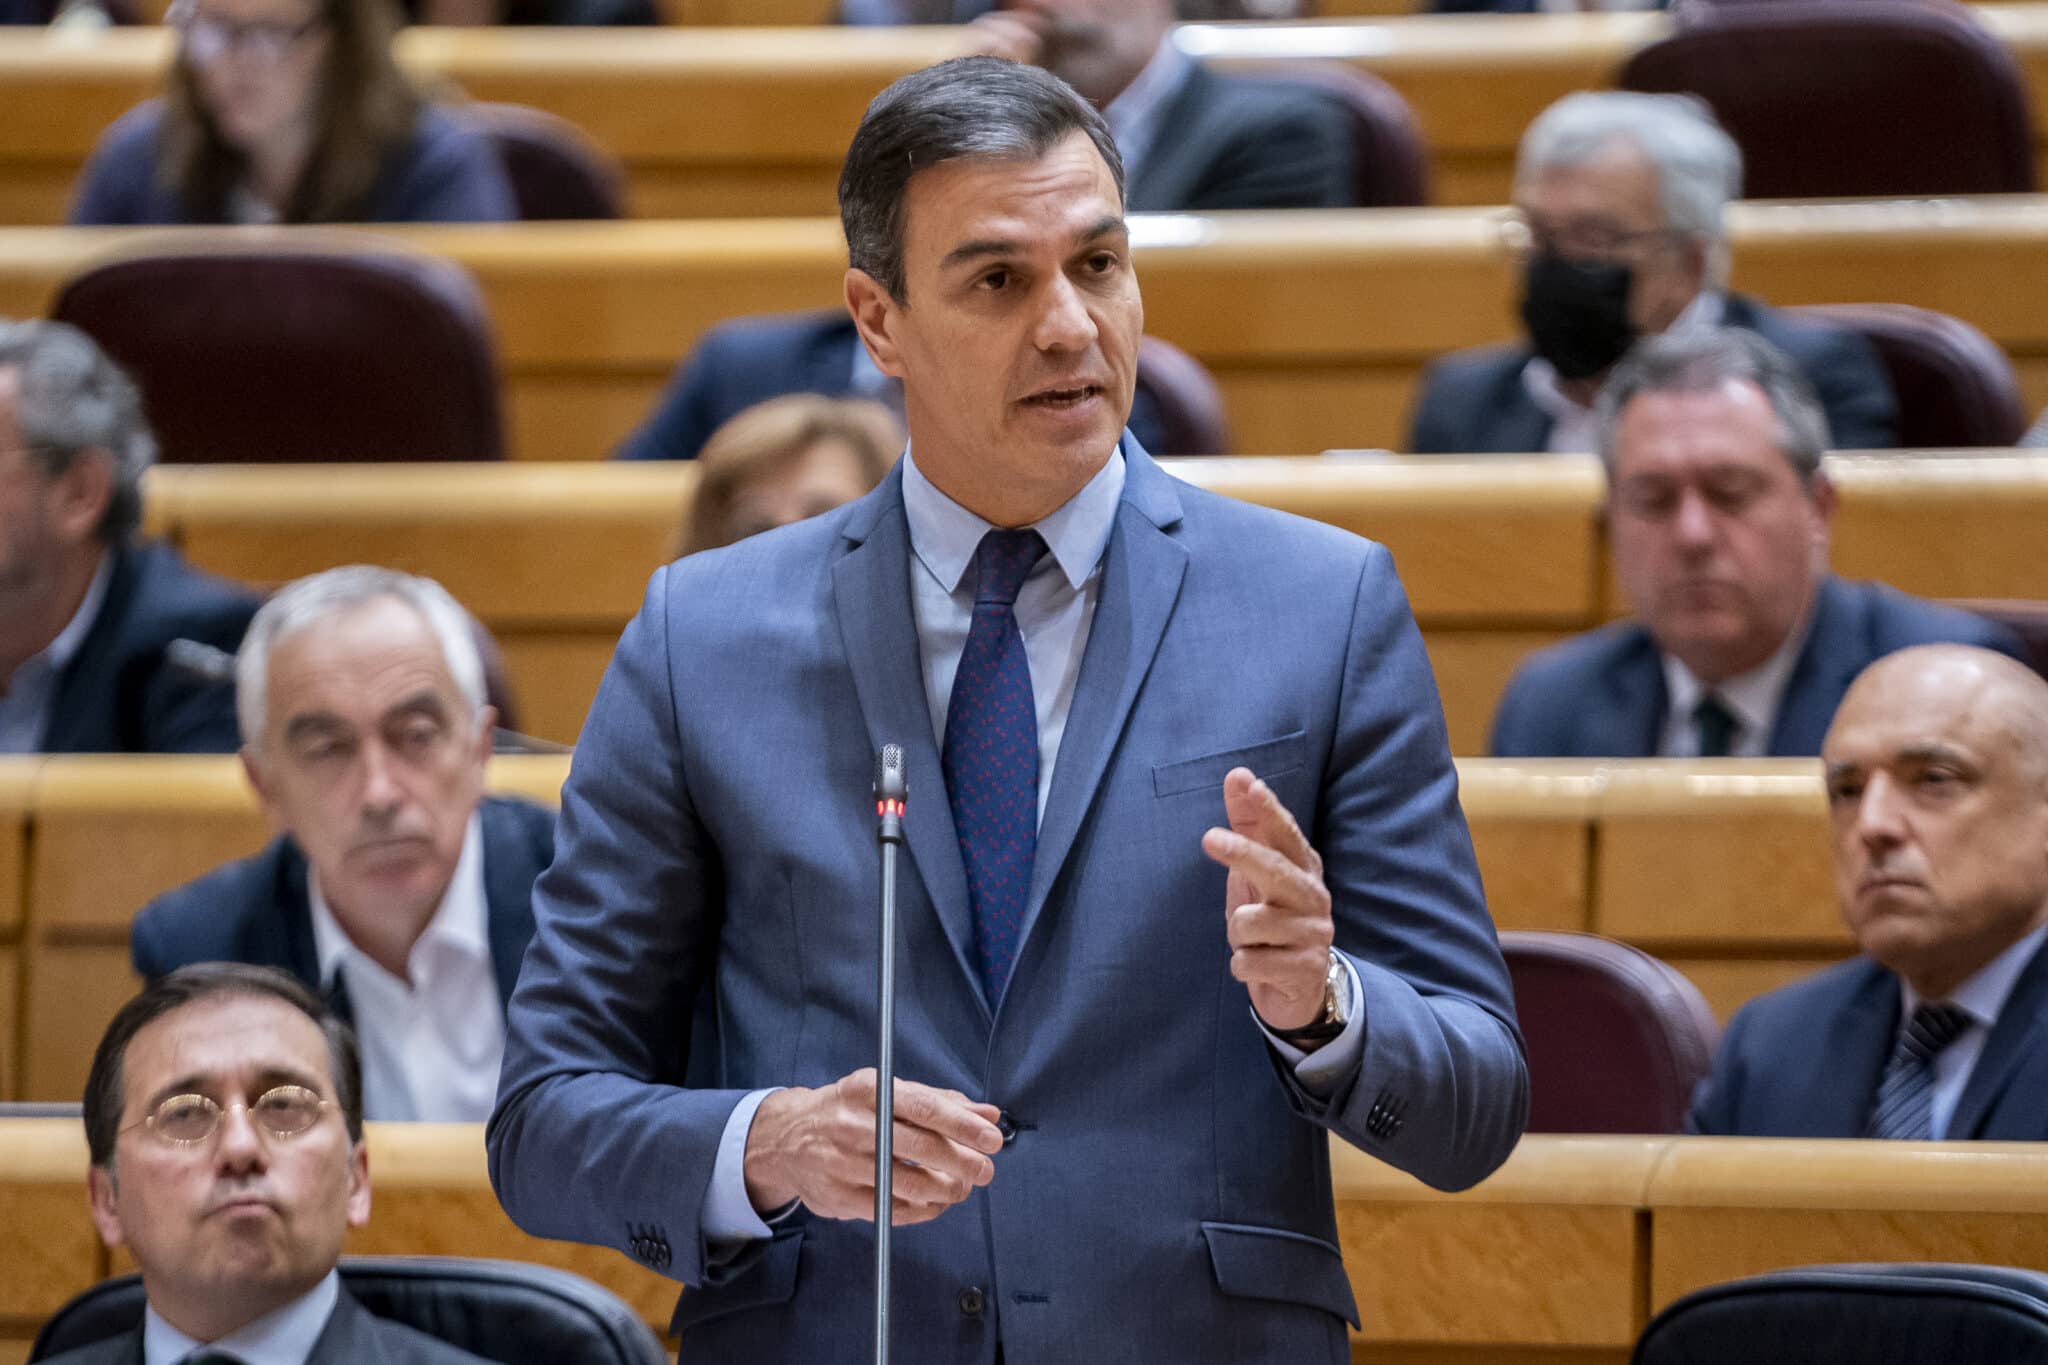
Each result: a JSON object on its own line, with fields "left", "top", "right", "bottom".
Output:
{"left": 1406, "top": 92, "right": 1898, "bottom": 456}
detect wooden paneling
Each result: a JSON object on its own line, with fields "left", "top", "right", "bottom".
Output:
{"left": 0, "top": 945, "right": 16, "bottom": 1104}
{"left": 0, "top": 1121, "right": 102, "bottom": 1327}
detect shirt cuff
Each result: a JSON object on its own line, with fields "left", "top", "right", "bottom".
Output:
{"left": 1254, "top": 954, "right": 1365, "bottom": 1097}
{"left": 700, "top": 1087, "right": 789, "bottom": 1245}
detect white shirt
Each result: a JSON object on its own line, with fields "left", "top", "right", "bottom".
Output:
{"left": 1102, "top": 37, "right": 1194, "bottom": 192}
{"left": 1900, "top": 923, "right": 2048, "bottom": 1140}
{"left": 1655, "top": 603, "right": 1813, "bottom": 758}
{"left": 309, "top": 812, "right": 502, "bottom": 1122}
{"left": 143, "top": 1269, "right": 338, "bottom": 1365}
{"left": 1524, "top": 291, "right": 1726, "bottom": 453}
{"left": 0, "top": 552, "right": 111, "bottom": 754}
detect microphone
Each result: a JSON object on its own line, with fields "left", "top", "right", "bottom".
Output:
{"left": 870, "top": 744, "right": 907, "bottom": 1365}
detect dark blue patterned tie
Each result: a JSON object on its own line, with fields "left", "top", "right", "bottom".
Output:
{"left": 1866, "top": 1002, "right": 1972, "bottom": 1140}
{"left": 1694, "top": 694, "right": 1739, "bottom": 757}
{"left": 942, "top": 528, "right": 1045, "bottom": 1002}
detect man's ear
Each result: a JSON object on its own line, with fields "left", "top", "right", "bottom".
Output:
{"left": 844, "top": 268, "right": 907, "bottom": 381}
{"left": 1807, "top": 467, "right": 1838, "bottom": 552}
{"left": 241, "top": 745, "right": 291, "bottom": 837}
{"left": 346, "top": 1141, "right": 370, "bottom": 1230}
{"left": 87, "top": 1164, "right": 127, "bottom": 1251}
{"left": 48, "top": 448, "right": 115, "bottom": 545}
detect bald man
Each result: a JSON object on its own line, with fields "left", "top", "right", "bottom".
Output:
{"left": 1689, "top": 645, "right": 2048, "bottom": 1139}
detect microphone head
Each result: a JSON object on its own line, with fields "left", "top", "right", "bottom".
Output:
{"left": 874, "top": 744, "right": 908, "bottom": 804}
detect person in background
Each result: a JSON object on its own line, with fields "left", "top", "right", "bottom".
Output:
{"left": 69, "top": 0, "right": 514, "bottom": 225}
{"left": 0, "top": 320, "right": 257, "bottom": 755}
{"left": 1689, "top": 645, "right": 2048, "bottom": 1140}
{"left": 678, "top": 395, "right": 900, "bottom": 556}
{"left": 131, "top": 566, "right": 553, "bottom": 1123}
{"left": 1407, "top": 92, "right": 1895, "bottom": 454}
{"left": 1489, "top": 328, "right": 2019, "bottom": 758}
{"left": 44, "top": 963, "right": 490, "bottom": 1364}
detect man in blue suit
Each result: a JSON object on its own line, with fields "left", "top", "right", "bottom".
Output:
{"left": 1690, "top": 645, "right": 2048, "bottom": 1139}
{"left": 133, "top": 567, "right": 552, "bottom": 1123}
{"left": 0, "top": 320, "right": 256, "bottom": 754}
{"left": 1491, "top": 329, "right": 2020, "bottom": 758}
{"left": 490, "top": 56, "right": 1526, "bottom": 1363}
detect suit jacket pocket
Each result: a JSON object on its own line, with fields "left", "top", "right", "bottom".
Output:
{"left": 1200, "top": 1220, "right": 1361, "bottom": 1328}
{"left": 1152, "top": 730, "right": 1308, "bottom": 798}
{"left": 668, "top": 1226, "right": 805, "bottom": 1335}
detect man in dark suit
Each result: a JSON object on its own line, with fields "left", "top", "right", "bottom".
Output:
{"left": 1407, "top": 91, "right": 1896, "bottom": 454}
{"left": 1690, "top": 645, "right": 2048, "bottom": 1138}
{"left": 490, "top": 57, "right": 1524, "bottom": 1362}
{"left": 1491, "top": 329, "right": 2019, "bottom": 759}
{"left": 0, "top": 320, "right": 257, "bottom": 755}
{"left": 615, "top": 0, "right": 1355, "bottom": 465}
{"left": 132, "top": 567, "right": 552, "bottom": 1123}
{"left": 48, "top": 963, "right": 489, "bottom": 1364}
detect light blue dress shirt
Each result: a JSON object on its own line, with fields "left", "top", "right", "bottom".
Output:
{"left": 142, "top": 1268, "right": 338, "bottom": 1364}
{"left": 1900, "top": 922, "right": 2048, "bottom": 1140}
{"left": 698, "top": 443, "right": 1364, "bottom": 1245}
{"left": 0, "top": 553, "right": 111, "bottom": 754}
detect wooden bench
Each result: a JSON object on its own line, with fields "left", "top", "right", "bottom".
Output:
{"left": 12, "top": 197, "right": 2048, "bottom": 459}
{"left": 8, "top": 8, "right": 2048, "bottom": 217}
{"left": 131, "top": 452, "right": 2048, "bottom": 749}
{"left": 0, "top": 760, "right": 34, "bottom": 1109}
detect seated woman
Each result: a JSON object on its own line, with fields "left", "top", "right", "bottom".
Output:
{"left": 69, "top": 0, "right": 514, "bottom": 224}
{"left": 681, "top": 394, "right": 900, "bottom": 556}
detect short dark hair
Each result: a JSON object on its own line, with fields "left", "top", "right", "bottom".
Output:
{"left": 84, "top": 964, "right": 364, "bottom": 1169}
{"left": 838, "top": 55, "right": 1125, "bottom": 303}
{"left": 1596, "top": 327, "right": 1832, "bottom": 486}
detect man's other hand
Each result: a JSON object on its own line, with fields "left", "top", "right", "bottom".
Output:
{"left": 1202, "top": 767, "right": 1337, "bottom": 1039}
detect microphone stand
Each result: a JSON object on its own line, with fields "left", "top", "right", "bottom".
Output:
{"left": 872, "top": 745, "right": 908, "bottom": 1365}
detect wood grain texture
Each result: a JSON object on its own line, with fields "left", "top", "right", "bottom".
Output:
{"left": 0, "top": 1123, "right": 100, "bottom": 1321}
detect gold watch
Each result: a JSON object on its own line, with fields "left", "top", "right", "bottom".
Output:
{"left": 1270, "top": 951, "right": 1349, "bottom": 1044}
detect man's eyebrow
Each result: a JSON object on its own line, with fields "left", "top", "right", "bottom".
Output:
{"left": 283, "top": 713, "right": 350, "bottom": 745}
{"left": 940, "top": 237, "right": 1022, "bottom": 271}
{"left": 142, "top": 1065, "right": 324, "bottom": 1112}
{"left": 382, "top": 690, "right": 451, "bottom": 723}
{"left": 1895, "top": 742, "right": 1977, "bottom": 768}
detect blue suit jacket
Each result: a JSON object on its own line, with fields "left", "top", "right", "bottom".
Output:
{"left": 1490, "top": 575, "right": 2026, "bottom": 757}
{"left": 1405, "top": 294, "right": 1900, "bottom": 453}
{"left": 69, "top": 102, "right": 516, "bottom": 226}
{"left": 1688, "top": 941, "right": 2048, "bottom": 1138}
{"left": 130, "top": 796, "right": 554, "bottom": 1019}
{"left": 43, "top": 539, "right": 258, "bottom": 755}
{"left": 488, "top": 440, "right": 1527, "bottom": 1362}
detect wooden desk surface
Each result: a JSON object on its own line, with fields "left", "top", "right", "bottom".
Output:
{"left": 12, "top": 198, "right": 2048, "bottom": 459}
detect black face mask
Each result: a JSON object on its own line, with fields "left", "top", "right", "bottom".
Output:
{"left": 1519, "top": 252, "right": 1638, "bottom": 382}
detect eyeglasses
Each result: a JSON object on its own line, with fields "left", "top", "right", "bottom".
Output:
{"left": 125, "top": 1085, "right": 335, "bottom": 1146}
{"left": 166, "top": 0, "right": 326, "bottom": 65}
{"left": 1497, "top": 211, "right": 1688, "bottom": 264}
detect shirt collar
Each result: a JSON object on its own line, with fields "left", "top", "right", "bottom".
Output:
{"left": 143, "top": 1268, "right": 339, "bottom": 1365}
{"left": 1902, "top": 922, "right": 2048, "bottom": 1030}
{"left": 1101, "top": 36, "right": 1192, "bottom": 182}
{"left": 1659, "top": 594, "right": 1813, "bottom": 750}
{"left": 309, "top": 810, "right": 489, "bottom": 991}
{"left": 900, "top": 442, "right": 1125, "bottom": 596}
{"left": 1522, "top": 290, "right": 1727, "bottom": 422}
{"left": 4, "top": 549, "right": 112, "bottom": 694}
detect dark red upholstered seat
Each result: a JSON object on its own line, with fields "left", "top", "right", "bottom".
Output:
{"left": 1501, "top": 930, "right": 1720, "bottom": 1135}
{"left": 465, "top": 102, "right": 627, "bottom": 221}
{"left": 1245, "top": 59, "right": 1431, "bottom": 207}
{"left": 1620, "top": 0, "right": 2036, "bottom": 197}
{"left": 1793, "top": 302, "right": 2026, "bottom": 449}
{"left": 52, "top": 237, "right": 505, "bottom": 463}
{"left": 1135, "top": 334, "right": 1231, "bottom": 456}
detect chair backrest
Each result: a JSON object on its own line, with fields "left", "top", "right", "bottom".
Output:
{"left": 1791, "top": 302, "right": 2027, "bottom": 449}
{"left": 1500, "top": 930, "right": 1719, "bottom": 1134}
{"left": 1134, "top": 334, "right": 1231, "bottom": 456}
{"left": 1633, "top": 1263, "right": 2048, "bottom": 1364}
{"left": 52, "top": 239, "right": 505, "bottom": 463}
{"left": 31, "top": 1257, "right": 668, "bottom": 1364}
{"left": 1242, "top": 59, "right": 1431, "bottom": 206}
{"left": 464, "top": 102, "right": 627, "bottom": 221}
{"left": 1619, "top": 0, "right": 2036, "bottom": 197}
{"left": 1948, "top": 599, "right": 2048, "bottom": 683}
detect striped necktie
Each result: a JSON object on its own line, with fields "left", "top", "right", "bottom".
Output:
{"left": 1866, "top": 1002, "right": 1972, "bottom": 1140}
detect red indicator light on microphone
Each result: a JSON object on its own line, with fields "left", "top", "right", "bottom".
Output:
{"left": 874, "top": 799, "right": 905, "bottom": 817}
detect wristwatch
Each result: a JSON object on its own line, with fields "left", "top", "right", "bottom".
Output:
{"left": 1268, "top": 951, "right": 1349, "bottom": 1045}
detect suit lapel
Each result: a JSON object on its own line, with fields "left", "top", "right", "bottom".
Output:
{"left": 1596, "top": 631, "right": 1667, "bottom": 755}
{"left": 1950, "top": 938, "right": 2048, "bottom": 1138}
{"left": 1004, "top": 448, "right": 1187, "bottom": 1013}
{"left": 1496, "top": 391, "right": 1555, "bottom": 455}
{"left": 1809, "top": 961, "right": 1900, "bottom": 1135}
{"left": 830, "top": 472, "right": 985, "bottom": 1013}
{"left": 1126, "top": 65, "right": 1211, "bottom": 212}
{"left": 1770, "top": 575, "right": 1858, "bottom": 755}
{"left": 40, "top": 542, "right": 137, "bottom": 752}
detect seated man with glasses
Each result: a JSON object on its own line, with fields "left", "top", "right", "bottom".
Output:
{"left": 1406, "top": 91, "right": 1897, "bottom": 455}
{"left": 45, "top": 962, "right": 490, "bottom": 1365}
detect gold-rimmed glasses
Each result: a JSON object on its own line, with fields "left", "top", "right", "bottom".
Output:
{"left": 124, "top": 1085, "right": 334, "bottom": 1146}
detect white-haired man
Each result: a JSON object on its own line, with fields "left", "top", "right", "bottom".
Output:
{"left": 130, "top": 566, "right": 555, "bottom": 1122}
{"left": 1407, "top": 91, "right": 1897, "bottom": 454}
